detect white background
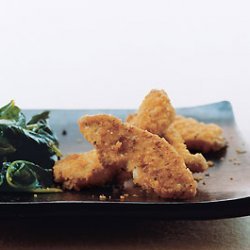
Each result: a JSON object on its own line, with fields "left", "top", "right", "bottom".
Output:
{"left": 0, "top": 1, "right": 249, "bottom": 137}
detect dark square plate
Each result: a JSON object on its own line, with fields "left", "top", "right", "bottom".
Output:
{"left": 0, "top": 101, "right": 249, "bottom": 220}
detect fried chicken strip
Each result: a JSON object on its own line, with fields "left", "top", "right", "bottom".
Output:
{"left": 164, "top": 125, "right": 208, "bottom": 172}
{"left": 53, "top": 150, "right": 116, "bottom": 191}
{"left": 127, "top": 90, "right": 176, "bottom": 136}
{"left": 126, "top": 89, "right": 208, "bottom": 172}
{"left": 172, "top": 115, "right": 227, "bottom": 153}
{"left": 79, "top": 114, "right": 197, "bottom": 200}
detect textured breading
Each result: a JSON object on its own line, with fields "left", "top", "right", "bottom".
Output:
{"left": 53, "top": 150, "right": 116, "bottom": 191}
{"left": 126, "top": 89, "right": 208, "bottom": 172}
{"left": 78, "top": 114, "right": 197, "bottom": 200}
{"left": 172, "top": 115, "right": 227, "bottom": 153}
{"left": 127, "top": 90, "right": 176, "bottom": 136}
{"left": 164, "top": 125, "right": 208, "bottom": 172}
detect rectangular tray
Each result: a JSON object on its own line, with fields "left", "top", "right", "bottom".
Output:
{"left": 0, "top": 101, "right": 249, "bottom": 220}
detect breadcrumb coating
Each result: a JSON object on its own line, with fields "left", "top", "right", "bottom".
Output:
{"left": 53, "top": 150, "right": 116, "bottom": 191}
{"left": 126, "top": 89, "right": 208, "bottom": 172}
{"left": 127, "top": 89, "right": 176, "bottom": 136}
{"left": 164, "top": 125, "right": 208, "bottom": 172}
{"left": 79, "top": 114, "right": 197, "bottom": 200}
{"left": 173, "top": 115, "right": 227, "bottom": 153}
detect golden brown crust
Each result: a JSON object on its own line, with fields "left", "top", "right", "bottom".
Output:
{"left": 172, "top": 115, "right": 227, "bottom": 153}
{"left": 79, "top": 115, "right": 128, "bottom": 168}
{"left": 79, "top": 114, "right": 197, "bottom": 200}
{"left": 126, "top": 89, "right": 208, "bottom": 172}
{"left": 164, "top": 125, "right": 208, "bottom": 172}
{"left": 53, "top": 150, "right": 116, "bottom": 191}
{"left": 126, "top": 89, "right": 176, "bottom": 136}
{"left": 126, "top": 113, "right": 137, "bottom": 124}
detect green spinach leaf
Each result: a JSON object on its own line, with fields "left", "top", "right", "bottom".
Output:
{"left": 0, "top": 101, "right": 62, "bottom": 192}
{"left": 0, "top": 100, "right": 26, "bottom": 127}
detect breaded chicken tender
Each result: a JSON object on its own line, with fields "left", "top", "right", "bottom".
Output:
{"left": 164, "top": 125, "right": 208, "bottom": 172}
{"left": 127, "top": 90, "right": 176, "bottom": 136}
{"left": 126, "top": 89, "right": 208, "bottom": 172}
{"left": 173, "top": 115, "right": 226, "bottom": 153}
{"left": 78, "top": 114, "right": 197, "bottom": 200}
{"left": 53, "top": 150, "right": 116, "bottom": 191}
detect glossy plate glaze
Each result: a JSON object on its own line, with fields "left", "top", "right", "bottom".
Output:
{"left": 0, "top": 101, "right": 249, "bottom": 219}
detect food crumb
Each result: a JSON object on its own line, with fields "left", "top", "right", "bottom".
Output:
{"left": 236, "top": 149, "right": 247, "bottom": 154}
{"left": 194, "top": 176, "right": 203, "bottom": 182}
{"left": 233, "top": 161, "right": 241, "bottom": 166}
{"left": 202, "top": 182, "right": 206, "bottom": 185}
{"left": 205, "top": 173, "right": 210, "bottom": 177}
{"left": 207, "top": 161, "right": 214, "bottom": 167}
{"left": 34, "top": 194, "right": 38, "bottom": 198}
{"left": 220, "top": 157, "right": 225, "bottom": 161}
{"left": 132, "top": 194, "right": 138, "bottom": 197}
{"left": 62, "top": 130, "right": 67, "bottom": 136}
{"left": 120, "top": 195, "right": 125, "bottom": 201}
{"left": 99, "top": 194, "right": 107, "bottom": 201}
{"left": 230, "top": 177, "right": 233, "bottom": 180}
{"left": 124, "top": 193, "right": 129, "bottom": 197}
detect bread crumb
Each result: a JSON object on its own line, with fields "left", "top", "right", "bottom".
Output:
{"left": 99, "top": 194, "right": 107, "bottom": 201}
{"left": 207, "top": 161, "right": 214, "bottom": 167}
{"left": 120, "top": 195, "right": 125, "bottom": 201}
{"left": 62, "top": 130, "right": 67, "bottom": 136}
{"left": 194, "top": 176, "right": 203, "bottom": 182}
{"left": 233, "top": 161, "right": 241, "bottom": 166}
{"left": 236, "top": 149, "right": 247, "bottom": 154}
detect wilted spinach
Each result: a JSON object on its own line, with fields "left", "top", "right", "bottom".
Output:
{"left": 0, "top": 101, "right": 62, "bottom": 192}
